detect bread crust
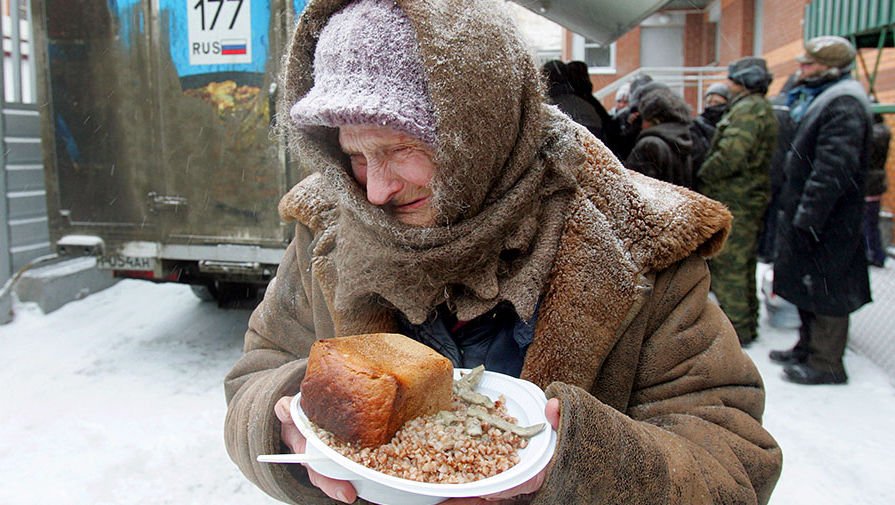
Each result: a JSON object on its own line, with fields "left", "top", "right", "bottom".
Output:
{"left": 300, "top": 333, "right": 453, "bottom": 447}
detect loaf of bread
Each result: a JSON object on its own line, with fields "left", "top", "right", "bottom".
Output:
{"left": 299, "top": 333, "right": 454, "bottom": 447}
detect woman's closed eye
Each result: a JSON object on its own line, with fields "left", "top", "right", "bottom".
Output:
{"left": 349, "top": 154, "right": 367, "bottom": 167}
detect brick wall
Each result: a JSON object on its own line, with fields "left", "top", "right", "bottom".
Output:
{"left": 763, "top": 0, "right": 810, "bottom": 96}
{"left": 718, "top": 0, "right": 754, "bottom": 62}
{"left": 684, "top": 13, "right": 707, "bottom": 107}
{"left": 591, "top": 27, "right": 641, "bottom": 110}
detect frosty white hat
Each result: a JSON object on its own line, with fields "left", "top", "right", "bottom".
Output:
{"left": 289, "top": 0, "right": 437, "bottom": 145}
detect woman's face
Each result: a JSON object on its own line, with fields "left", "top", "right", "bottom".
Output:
{"left": 338, "top": 125, "right": 437, "bottom": 227}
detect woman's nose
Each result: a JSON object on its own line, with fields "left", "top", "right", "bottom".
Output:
{"left": 364, "top": 162, "right": 402, "bottom": 206}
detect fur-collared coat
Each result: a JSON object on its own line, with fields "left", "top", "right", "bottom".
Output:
{"left": 224, "top": 133, "right": 782, "bottom": 505}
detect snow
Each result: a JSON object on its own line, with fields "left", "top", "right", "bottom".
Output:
{"left": 1, "top": 276, "right": 893, "bottom": 504}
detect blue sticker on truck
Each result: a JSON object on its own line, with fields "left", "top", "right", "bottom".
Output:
{"left": 161, "top": 0, "right": 269, "bottom": 77}
{"left": 293, "top": 0, "right": 307, "bottom": 21}
{"left": 107, "top": 1, "right": 309, "bottom": 76}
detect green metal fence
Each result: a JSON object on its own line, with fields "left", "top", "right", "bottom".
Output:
{"left": 804, "top": 0, "right": 894, "bottom": 48}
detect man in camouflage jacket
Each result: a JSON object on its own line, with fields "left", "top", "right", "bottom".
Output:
{"left": 697, "top": 57, "right": 778, "bottom": 346}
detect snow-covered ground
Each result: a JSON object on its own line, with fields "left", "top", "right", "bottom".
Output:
{"left": 0, "top": 276, "right": 892, "bottom": 504}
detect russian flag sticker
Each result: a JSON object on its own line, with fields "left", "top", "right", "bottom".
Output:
{"left": 221, "top": 39, "right": 248, "bottom": 55}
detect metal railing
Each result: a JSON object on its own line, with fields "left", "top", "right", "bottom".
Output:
{"left": 594, "top": 65, "right": 727, "bottom": 112}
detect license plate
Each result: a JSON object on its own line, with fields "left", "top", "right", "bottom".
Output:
{"left": 96, "top": 254, "right": 156, "bottom": 271}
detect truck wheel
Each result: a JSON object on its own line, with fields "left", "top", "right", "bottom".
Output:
{"left": 216, "top": 282, "right": 259, "bottom": 303}
{"left": 190, "top": 284, "right": 218, "bottom": 302}
{"left": 191, "top": 282, "right": 259, "bottom": 305}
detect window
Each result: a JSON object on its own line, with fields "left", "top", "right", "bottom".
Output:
{"left": 535, "top": 49, "right": 563, "bottom": 67}
{"left": 571, "top": 34, "right": 616, "bottom": 73}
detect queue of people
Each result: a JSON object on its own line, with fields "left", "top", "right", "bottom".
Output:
{"left": 606, "top": 36, "right": 888, "bottom": 386}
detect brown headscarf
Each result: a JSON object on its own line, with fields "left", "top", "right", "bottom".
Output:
{"left": 280, "top": 0, "right": 584, "bottom": 325}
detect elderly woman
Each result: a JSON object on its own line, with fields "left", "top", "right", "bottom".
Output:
{"left": 224, "top": 1, "right": 781, "bottom": 503}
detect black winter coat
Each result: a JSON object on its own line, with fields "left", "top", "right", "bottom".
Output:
{"left": 548, "top": 83, "right": 603, "bottom": 139}
{"left": 625, "top": 121, "right": 694, "bottom": 189}
{"left": 866, "top": 119, "right": 891, "bottom": 197}
{"left": 773, "top": 78, "right": 873, "bottom": 316}
{"left": 769, "top": 105, "right": 796, "bottom": 198}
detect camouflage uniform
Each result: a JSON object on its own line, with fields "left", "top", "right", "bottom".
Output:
{"left": 697, "top": 92, "right": 778, "bottom": 344}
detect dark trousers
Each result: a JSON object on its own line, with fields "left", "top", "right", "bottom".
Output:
{"left": 794, "top": 309, "right": 849, "bottom": 375}
{"left": 863, "top": 199, "right": 886, "bottom": 266}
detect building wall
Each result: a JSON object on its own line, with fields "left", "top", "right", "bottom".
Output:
{"left": 684, "top": 12, "right": 714, "bottom": 107}
{"left": 718, "top": 0, "right": 755, "bottom": 62}
{"left": 762, "top": 0, "right": 810, "bottom": 95}
{"left": 591, "top": 28, "right": 641, "bottom": 110}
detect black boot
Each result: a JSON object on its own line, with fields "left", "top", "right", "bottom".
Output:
{"left": 783, "top": 362, "right": 848, "bottom": 385}
{"left": 769, "top": 348, "right": 808, "bottom": 365}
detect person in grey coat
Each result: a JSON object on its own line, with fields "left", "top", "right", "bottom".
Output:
{"left": 770, "top": 36, "right": 873, "bottom": 385}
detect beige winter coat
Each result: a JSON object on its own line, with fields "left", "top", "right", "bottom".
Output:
{"left": 224, "top": 132, "right": 782, "bottom": 504}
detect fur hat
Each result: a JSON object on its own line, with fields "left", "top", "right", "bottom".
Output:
{"left": 629, "top": 81, "right": 669, "bottom": 110}
{"left": 797, "top": 35, "right": 856, "bottom": 69}
{"left": 728, "top": 57, "right": 773, "bottom": 93}
{"left": 639, "top": 87, "right": 691, "bottom": 124}
{"left": 289, "top": 0, "right": 437, "bottom": 145}
{"left": 627, "top": 73, "right": 655, "bottom": 109}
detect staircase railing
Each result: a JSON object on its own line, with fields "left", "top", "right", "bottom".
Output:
{"left": 594, "top": 65, "right": 727, "bottom": 112}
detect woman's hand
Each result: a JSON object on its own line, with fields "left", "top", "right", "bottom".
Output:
{"left": 274, "top": 396, "right": 358, "bottom": 503}
{"left": 441, "top": 398, "right": 561, "bottom": 505}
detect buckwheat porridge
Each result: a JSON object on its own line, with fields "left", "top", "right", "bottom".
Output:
{"left": 309, "top": 366, "right": 545, "bottom": 484}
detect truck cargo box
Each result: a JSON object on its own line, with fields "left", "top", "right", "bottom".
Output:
{"left": 33, "top": 0, "right": 306, "bottom": 302}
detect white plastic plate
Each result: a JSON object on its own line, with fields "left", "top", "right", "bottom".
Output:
{"left": 288, "top": 368, "right": 557, "bottom": 505}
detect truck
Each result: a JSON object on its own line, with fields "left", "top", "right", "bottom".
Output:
{"left": 31, "top": 0, "right": 307, "bottom": 302}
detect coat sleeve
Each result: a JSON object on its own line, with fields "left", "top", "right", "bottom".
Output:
{"left": 533, "top": 256, "right": 781, "bottom": 505}
{"left": 697, "top": 101, "right": 759, "bottom": 185}
{"left": 223, "top": 224, "right": 337, "bottom": 505}
{"left": 793, "top": 95, "right": 869, "bottom": 233}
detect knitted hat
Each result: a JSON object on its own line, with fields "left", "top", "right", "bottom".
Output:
{"left": 728, "top": 57, "right": 773, "bottom": 93}
{"left": 704, "top": 82, "right": 731, "bottom": 102}
{"left": 797, "top": 35, "right": 856, "bottom": 69}
{"left": 289, "top": 0, "right": 437, "bottom": 145}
